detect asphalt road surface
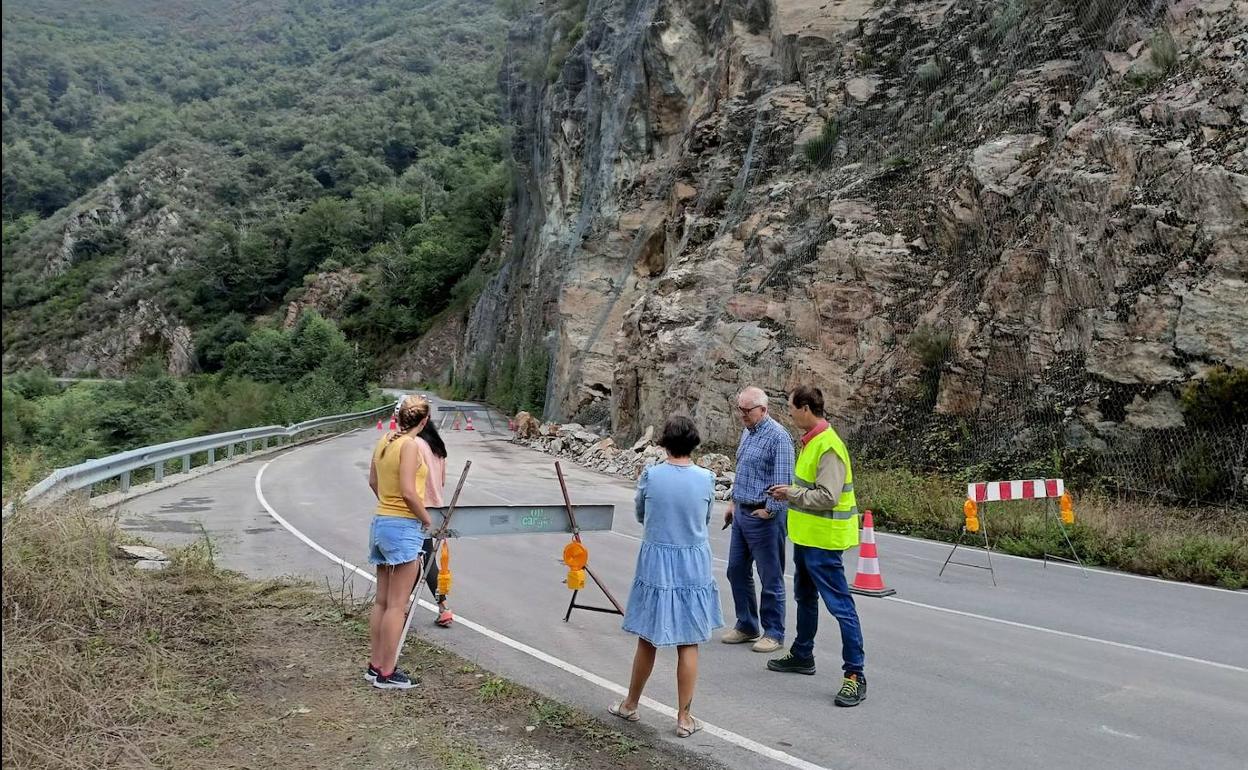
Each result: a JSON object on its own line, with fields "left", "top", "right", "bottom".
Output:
{"left": 113, "top": 402, "right": 1248, "bottom": 770}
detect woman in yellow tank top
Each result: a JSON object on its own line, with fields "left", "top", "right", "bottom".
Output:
{"left": 364, "top": 394, "right": 433, "bottom": 689}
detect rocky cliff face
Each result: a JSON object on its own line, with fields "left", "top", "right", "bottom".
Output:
{"left": 442, "top": 0, "right": 1246, "bottom": 490}
{"left": 1, "top": 142, "right": 228, "bottom": 377}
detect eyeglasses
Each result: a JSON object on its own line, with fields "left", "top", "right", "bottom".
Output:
{"left": 737, "top": 405, "right": 763, "bottom": 415}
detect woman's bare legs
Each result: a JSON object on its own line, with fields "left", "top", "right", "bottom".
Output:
{"left": 620, "top": 638, "right": 657, "bottom": 710}
{"left": 368, "top": 566, "right": 391, "bottom": 668}
{"left": 676, "top": 644, "right": 699, "bottom": 731}
{"left": 374, "top": 559, "right": 419, "bottom": 673}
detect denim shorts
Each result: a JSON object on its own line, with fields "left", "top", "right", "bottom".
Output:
{"left": 368, "top": 515, "right": 426, "bottom": 566}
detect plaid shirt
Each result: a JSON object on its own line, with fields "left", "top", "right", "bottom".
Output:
{"left": 732, "top": 416, "right": 796, "bottom": 516}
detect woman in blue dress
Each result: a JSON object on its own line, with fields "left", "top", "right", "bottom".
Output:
{"left": 610, "top": 416, "right": 723, "bottom": 738}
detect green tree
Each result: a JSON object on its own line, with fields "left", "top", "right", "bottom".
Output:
{"left": 222, "top": 328, "right": 294, "bottom": 383}
{"left": 196, "top": 221, "right": 289, "bottom": 313}
{"left": 286, "top": 197, "right": 364, "bottom": 277}
{"left": 194, "top": 314, "right": 250, "bottom": 372}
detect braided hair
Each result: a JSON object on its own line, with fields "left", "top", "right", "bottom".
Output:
{"left": 384, "top": 394, "right": 431, "bottom": 453}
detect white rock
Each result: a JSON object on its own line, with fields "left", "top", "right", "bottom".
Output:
{"left": 845, "top": 76, "right": 881, "bottom": 103}
{"left": 1124, "top": 392, "right": 1186, "bottom": 430}
{"left": 631, "top": 425, "right": 655, "bottom": 451}
{"left": 117, "top": 544, "right": 168, "bottom": 561}
{"left": 970, "top": 134, "right": 1047, "bottom": 197}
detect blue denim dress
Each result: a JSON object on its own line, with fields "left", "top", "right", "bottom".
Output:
{"left": 622, "top": 463, "right": 724, "bottom": 647}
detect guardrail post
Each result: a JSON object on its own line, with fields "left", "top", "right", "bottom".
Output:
{"left": 10, "top": 408, "right": 389, "bottom": 514}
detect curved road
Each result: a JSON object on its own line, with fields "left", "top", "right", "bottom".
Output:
{"left": 114, "top": 405, "right": 1248, "bottom": 770}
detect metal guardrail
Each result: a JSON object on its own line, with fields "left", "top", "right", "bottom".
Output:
{"left": 6, "top": 403, "right": 393, "bottom": 513}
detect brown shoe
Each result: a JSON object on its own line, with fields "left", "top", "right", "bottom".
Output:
{"left": 721, "top": 628, "right": 761, "bottom": 644}
{"left": 751, "top": 636, "right": 782, "bottom": 653}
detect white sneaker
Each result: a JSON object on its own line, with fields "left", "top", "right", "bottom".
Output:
{"left": 721, "top": 628, "right": 761, "bottom": 644}
{"left": 751, "top": 637, "right": 782, "bottom": 653}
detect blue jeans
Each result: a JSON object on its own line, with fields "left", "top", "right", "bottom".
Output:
{"left": 726, "top": 501, "right": 786, "bottom": 642}
{"left": 790, "top": 544, "right": 865, "bottom": 675}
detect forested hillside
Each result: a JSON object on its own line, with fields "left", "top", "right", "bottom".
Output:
{"left": 2, "top": 0, "right": 511, "bottom": 375}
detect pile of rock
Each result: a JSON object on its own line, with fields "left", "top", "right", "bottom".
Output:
{"left": 511, "top": 412, "right": 738, "bottom": 499}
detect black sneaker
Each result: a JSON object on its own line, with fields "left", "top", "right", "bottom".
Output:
{"left": 372, "top": 668, "right": 416, "bottom": 690}
{"left": 364, "top": 664, "right": 381, "bottom": 683}
{"left": 767, "top": 652, "right": 816, "bottom": 675}
{"left": 834, "top": 673, "right": 866, "bottom": 707}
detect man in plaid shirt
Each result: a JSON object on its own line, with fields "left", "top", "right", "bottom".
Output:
{"left": 721, "top": 386, "right": 796, "bottom": 653}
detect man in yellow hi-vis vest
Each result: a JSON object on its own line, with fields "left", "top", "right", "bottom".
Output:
{"left": 764, "top": 385, "right": 866, "bottom": 707}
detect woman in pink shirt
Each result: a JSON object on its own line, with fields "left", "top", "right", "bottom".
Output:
{"left": 415, "top": 421, "right": 453, "bottom": 627}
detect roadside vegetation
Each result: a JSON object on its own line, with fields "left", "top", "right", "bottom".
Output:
{"left": 859, "top": 468, "right": 1247, "bottom": 589}
{"left": 1, "top": 502, "right": 722, "bottom": 769}
{"left": 1, "top": 311, "right": 381, "bottom": 496}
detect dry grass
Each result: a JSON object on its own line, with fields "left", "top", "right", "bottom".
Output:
{"left": 858, "top": 468, "right": 1248, "bottom": 588}
{"left": 1, "top": 502, "right": 724, "bottom": 770}
{"left": 2, "top": 501, "right": 247, "bottom": 768}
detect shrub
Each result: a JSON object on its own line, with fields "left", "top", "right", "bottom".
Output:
{"left": 517, "top": 350, "right": 549, "bottom": 416}
{"left": 5, "top": 368, "right": 60, "bottom": 400}
{"left": 802, "top": 120, "right": 840, "bottom": 168}
{"left": 1150, "top": 27, "right": 1178, "bottom": 72}
{"left": 907, "top": 326, "right": 951, "bottom": 408}
{"left": 1180, "top": 367, "right": 1248, "bottom": 429}
{"left": 916, "top": 60, "right": 943, "bottom": 90}
{"left": 883, "top": 154, "right": 911, "bottom": 170}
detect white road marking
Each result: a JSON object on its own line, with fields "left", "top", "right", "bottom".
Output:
{"left": 873, "top": 531, "right": 1246, "bottom": 595}
{"left": 884, "top": 597, "right": 1248, "bottom": 674}
{"left": 255, "top": 456, "right": 832, "bottom": 770}
{"left": 1100, "top": 725, "right": 1142, "bottom": 740}
{"left": 610, "top": 532, "right": 1246, "bottom": 672}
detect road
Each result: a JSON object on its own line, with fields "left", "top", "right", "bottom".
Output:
{"left": 112, "top": 404, "right": 1248, "bottom": 770}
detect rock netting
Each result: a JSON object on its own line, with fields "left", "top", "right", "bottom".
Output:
{"left": 428, "top": 0, "right": 1246, "bottom": 499}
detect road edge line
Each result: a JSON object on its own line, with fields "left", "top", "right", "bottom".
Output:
{"left": 607, "top": 531, "right": 1247, "bottom": 672}
{"left": 254, "top": 455, "right": 831, "bottom": 770}
{"left": 883, "top": 597, "right": 1248, "bottom": 674}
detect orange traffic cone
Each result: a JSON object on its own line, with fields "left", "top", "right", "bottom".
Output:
{"left": 850, "top": 511, "right": 896, "bottom": 597}
{"left": 465, "top": 415, "right": 475, "bottom": 431}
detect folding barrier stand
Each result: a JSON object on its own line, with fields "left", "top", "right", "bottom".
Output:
{"left": 556, "top": 461, "right": 624, "bottom": 622}
{"left": 939, "top": 478, "right": 1085, "bottom": 585}
{"left": 437, "top": 405, "right": 496, "bottom": 431}
{"left": 393, "top": 461, "right": 620, "bottom": 668}
{"left": 939, "top": 502, "right": 998, "bottom": 586}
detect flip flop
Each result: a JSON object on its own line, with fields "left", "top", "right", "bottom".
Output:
{"left": 676, "top": 718, "right": 703, "bottom": 738}
{"left": 608, "top": 702, "right": 640, "bottom": 722}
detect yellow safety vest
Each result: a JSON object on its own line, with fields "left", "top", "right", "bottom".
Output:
{"left": 787, "top": 427, "right": 858, "bottom": 551}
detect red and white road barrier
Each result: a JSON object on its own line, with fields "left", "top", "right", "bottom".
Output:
{"left": 967, "top": 478, "right": 1064, "bottom": 503}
